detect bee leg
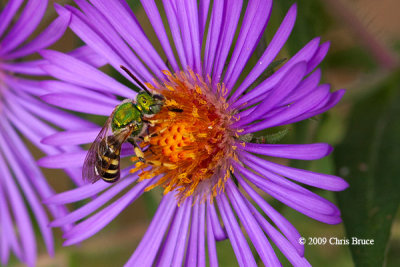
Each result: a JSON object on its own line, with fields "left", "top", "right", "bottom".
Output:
{"left": 148, "top": 147, "right": 156, "bottom": 155}
{"left": 140, "top": 127, "right": 168, "bottom": 143}
{"left": 168, "top": 107, "right": 183, "bottom": 113}
{"left": 145, "top": 160, "right": 177, "bottom": 169}
{"left": 128, "top": 138, "right": 145, "bottom": 162}
{"left": 165, "top": 58, "right": 171, "bottom": 70}
{"left": 142, "top": 119, "right": 157, "bottom": 127}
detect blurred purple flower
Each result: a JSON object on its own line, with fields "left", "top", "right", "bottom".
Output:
{"left": 39, "top": 0, "right": 348, "bottom": 266}
{"left": 0, "top": 0, "right": 105, "bottom": 266}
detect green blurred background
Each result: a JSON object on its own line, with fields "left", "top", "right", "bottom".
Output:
{"left": 11, "top": 0, "right": 400, "bottom": 266}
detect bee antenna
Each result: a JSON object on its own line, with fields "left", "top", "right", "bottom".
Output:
{"left": 120, "top": 65, "right": 152, "bottom": 95}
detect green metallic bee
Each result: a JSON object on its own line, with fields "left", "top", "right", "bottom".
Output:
{"left": 82, "top": 66, "right": 165, "bottom": 183}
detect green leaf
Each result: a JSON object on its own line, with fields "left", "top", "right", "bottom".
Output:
{"left": 334, "top": 70, "right": 400, "bottom": 267}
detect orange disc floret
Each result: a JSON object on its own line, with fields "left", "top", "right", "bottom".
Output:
{"left": 130, "top": 70, "right": 238, "bottom": 203}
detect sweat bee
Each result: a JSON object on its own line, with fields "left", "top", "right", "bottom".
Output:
{"left": 82, "top": 66, "right": 165, "bottom": 184}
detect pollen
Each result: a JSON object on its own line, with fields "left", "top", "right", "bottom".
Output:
{"left": 131, "top": 70, "right": 237, "bottom": 203}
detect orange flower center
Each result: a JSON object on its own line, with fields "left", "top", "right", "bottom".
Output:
{"left": 130, "top": 70, "right": 240, "bottom": 203}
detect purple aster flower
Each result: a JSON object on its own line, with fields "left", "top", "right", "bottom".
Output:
{"left": 0, "top": 1, "right": 107, "bottom": 266}
{"left": 39, "top": 0, "right": 348, "bottom": 266}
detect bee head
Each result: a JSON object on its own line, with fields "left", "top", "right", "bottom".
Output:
{"left": 136, "top": 91, "right": 164, "bottom": 115}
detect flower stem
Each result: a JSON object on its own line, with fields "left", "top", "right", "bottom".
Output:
{"left": 323, "top": 0, "right": 398, "bottom": 70}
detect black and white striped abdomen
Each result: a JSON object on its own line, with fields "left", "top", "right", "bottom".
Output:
{"left": 95, "top": 137, "right": 121, "bottom": 183}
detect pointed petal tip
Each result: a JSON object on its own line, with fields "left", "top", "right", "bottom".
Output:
{"left": 312, "top": 36, "right": 321, "bottom": 45}
{"left": 289, "top": 2, "right": 298, "bottom": 14}
{"left": 332, "top": 178, "right": 350, "bottom": 191}
{"left": 40, "top": 136, "right": 52, "bottom": 145}
{"left": 62, "top": 239, "right": 75, "bottom": 247}
{"left": 322, "top": 40, "right": 331, "bottom": 49}
{"left": 53, "top": 2, "right": 68, "bottom": 15}
{"left": 48, "top": 220, "right": 61, "bottom": 228}
{"left": 37, "top": 156, "right": 49, "bottom": 168}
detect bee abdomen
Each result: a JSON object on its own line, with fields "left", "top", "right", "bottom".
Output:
{"left": 96, "top": 146, "right": 121, "bottom": 183}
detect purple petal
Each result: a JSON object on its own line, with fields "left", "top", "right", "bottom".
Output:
{"left": 4, "top": 10, "right": 71, "bottom": 59}
{"left": 206, "top": 205, "right": 218, "bottom": 267}
{"left": 185, "top": 200, "right": 200, "bottom": 266}
{"left": 237, "top": 174, "right": 304, "bottom": 256}
{"left": 283, "top": 69, "right": 322, "bottom": 105}
{"left": 0, "top": 154, "right": 36, "bottom": 266}
{"left": 306, "top": 41, "right": 330, "bottom": 73}
{"left": 40, "top": 93, "right": 114, "bottom": 116}
{"left": 0, "top": 134, "right": 54, "bottom": 256}
{"left": 50, "top": 174, "right": 138, "bottom": 227}
{"left": 241, "top": 84, "right": 330, "bottom": 133}
{"left": 12, "top": 90, "right": 96, "bottom": 130}
{"left": 38, "top": 151, "right": 86, "bottom": 169}
{"left": 139, "top": 0, "right": 179, "bottom": 71}
{"left": 229, "top": 4, "right": 297, "bottom": 100}
{"left": 175, "top": 0, "right": 194, "bottom": 70}
{"left": 0, "top": 0, "right": 47, "bottom": 55}
{"left": 42, "top": 128, "right": 100, "bottom": 146}
{"left": 239, "top": 61, "right": 307, "bottom": 125}
{"left": 63, "top": 176, "right": 158, "bottom": 245}
{"left": 224, "top": 0, "right": 272, "bottom": 90}
{"left": 203, "top": 0, "right": 224, "bottom": 75}
{"left": 235, "top": 161, "right": 340, "bottom": 215}
{"left": 234, "top": 67, "right": 320, "bottom": 129}
{"left": 282, "top": 89, "right": 345, "bottom": 126}
{"left": 0, "top": 180, "right": 22, "bottom": 262}
{"left": 0, "top": 120, "right": 71, "bottom": 232}
{"left": 171, "top": 197, "right": 192, "bottom": 267}
{"left": 216, "top": 193, "right": 257, "bottom": 267}
{"left": 0, "top": 0, "right": 23, "bottom": 39}
{"left": 212, "top": 1, "right": 243, "bottom": 81}
{"left": 89, "top": 0, "right": 167, "bottom": 77}
{"left": 44, "top": 176, "right": 117, "bottom": 205}
{"left": 243, "top": 142, "right": 333, "bottom": 160}
{"left": 53, "top": 3, "right": 152, "bottom": 83}
{"left": 68, "top": 45, "right": 107, "bottom": 68}
{"left": 183, "top": 0, "right": 202, "bottom": 73}
{"left": 69, "top": 1, "right": 155, "bottom": 83}
{"left": 40, "top": 50, "right": 135, "bottom": 98}
{"left": 247, "top": 202, "right": 311, "bottom": 266}
{"left": 183, "top": 200, "right": 206, "bottom": 267}
{"left": 63, "top": 167, "right": 85, "bottom": 188}
{"left": 40, "top": 81, "right": 119, "bottom": 106}
{"left": 240, "top": 150, "right": 349, "bottom": 191}
{"left": 199, "top": 0, "right": 210, "bottom": 42}
{"left": 231, "top": 37, "right": 320, "bottom": 109}
{"left": 197, "top": 201, "right": 206, "bottom": 267}
{"left": 125, "top": 192, "right": 176, "bottom": 266}
{"left": 3, "top": 101, "right": 60, "bottom": 155}
{"left": 226, "top": 180, "right": 280, "bottom": 266}
{"left": 174, "top": 0, "right": 199, "bottom": 72}
{"left": 156, "top": 198, "right": 192, "bottom": 267}
{"left": 162, "top": 0, "right": 188, "bottom": 69}
{"left": 207, "top": 201, "right": 228, "bottom": 241}
{"left": 0, "top": 61, "right": 46, "bottom": 75}
{"left": 235, "top": 163, "right": 342, "bottom": 224}
{"left": 4, "top": 75, "right": 48, "bottom": 96}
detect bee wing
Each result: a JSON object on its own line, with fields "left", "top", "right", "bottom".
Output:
{"left": 82, "top": 117, "right": 135, "bottom": 183}
{"left": 82, "top": 115, "right": 114, "bottom": 183}
{"left": 98, "top": 126, "right": 134, "bottom": 182}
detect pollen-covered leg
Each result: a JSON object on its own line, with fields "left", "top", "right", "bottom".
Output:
{"left": 140, "top": 127, "right": 167, "bottom": 142}
{"left": 128, "top": 138, "right": 145, "bottom": 162}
